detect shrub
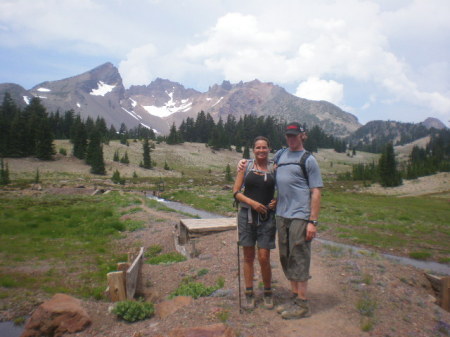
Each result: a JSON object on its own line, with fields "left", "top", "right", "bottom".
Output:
{"left": 112, "top": 300, "right": 154, "bottom": 322}
{"left": 145, "top": 244, "right": 163, "bottom": 258}
{"left": 146, "top": 252, "right": 186, "bottom": 265}
{"left": 169, "top": 277, "right": 224, "bottom": 299}
{"left": 59, "top": 148, "right": 67, "bottom": 156}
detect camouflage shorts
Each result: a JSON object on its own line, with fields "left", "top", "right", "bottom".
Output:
{"left": 276, "top": 216, "right": 311, "bottom": 282}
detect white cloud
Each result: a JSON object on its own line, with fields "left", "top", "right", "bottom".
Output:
{"left": 1, "top": 0, "right": 450, "bottom": 123}
{"left": 295, "top": 77, "right": 344, "bottom": 106}
{"left": 119, "top": 44, "right": 158, "bottom": 87}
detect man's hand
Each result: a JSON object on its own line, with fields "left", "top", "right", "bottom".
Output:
{"left": 237, "top": 159, "right": 247, "bottom": 172}
{"left": 306, "top": 222, "right": 317, "bottom": 241}
{"left": 268, "top": 199, "right": 277, "bottom": 210}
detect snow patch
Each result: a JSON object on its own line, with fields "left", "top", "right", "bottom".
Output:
{"left": 76, "top": 103, "right": 81, "bottom": 108}
{"left": 37, "top": 95, "right": 47, "bottom": 99}
{"left": 143, "top": 91, "right": 192, "bottom": 117}
{"left": 212, "top": 97, "right": 223, "bottom": 107}
{"left": 121, "top": 107, "right": 140, "bottom": 121}
{"left": 37, "top": 87, "right": 51, "bottom": 92}
{"left": 130, "top": 98, "right": 137, "bottom": 108}
{"left": 23, "top": 96, "right": 30, "bottom": 105}
{"left": 90, "top": 81, "right": 115, "bottom": 96}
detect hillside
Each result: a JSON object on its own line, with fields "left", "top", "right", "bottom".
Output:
{"left": 1, "top": 141, "right": 450, "bottom": 336}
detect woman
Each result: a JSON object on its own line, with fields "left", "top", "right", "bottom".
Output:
{"left": 233, "top": 136, "right": 277, "bottom": 309}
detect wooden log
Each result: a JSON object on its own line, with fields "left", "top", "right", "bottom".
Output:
{"left": 107, "top": 271, "right": 126, "bottom": 302}
{"left": 443, "top": 277, "right": 450, "bottom": 312}
{"left": 425, "top": 273, "right": 442, "bottom": 295}
{"left": 126, "top": 247, "right": 144, "bottom": 300}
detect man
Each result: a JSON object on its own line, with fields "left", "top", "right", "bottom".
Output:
{"left": 238, "top": 122, "right": 323, "bottom": 319}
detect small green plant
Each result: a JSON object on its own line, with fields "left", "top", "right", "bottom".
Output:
{"left": 215, "top": 309, "right": 230, "bottom": 322}
{"left": 34, "top": 168, "right": 40, "bottom": 184}
{"left": 145, "top": 244, "right": 163, "bottom": 258}
{"left": 13, "top": 316, "right": 26, "bottom": 325}
{"left": 197, "top": 268, "right": 209, "bottom": 277}
{"left": 146, "top": 252, "right": 186, "bottom": 265}
{"left": 170, "top": 277, "right": 224, "bottom": 299}
{"left": 59, "top": 148, "right": 67, "bottom": 156}
{"left": 112, "top": 300, "right": 154, "bottom": 322}
{"left": 361, "top": 317, "right": 374, "bottom": 332}
{"left": 356, "top": 292, "right": 377, "bottom": 317}
{"left": 112, "top": 169, "right": 125, "bottom": 185}
{"left": 409, "top": 251, "right": 432, "bottom": 260}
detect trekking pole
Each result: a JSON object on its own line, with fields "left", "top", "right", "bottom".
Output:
{"left": 236, "top": 224, "right": 242, "bottom": 313}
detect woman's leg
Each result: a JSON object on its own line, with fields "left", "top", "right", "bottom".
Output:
{"left": 257, "top": 248, "right": 272, "bottom": 288}
{"left": 243, "top": 246, "right": 256, "bottom": 288}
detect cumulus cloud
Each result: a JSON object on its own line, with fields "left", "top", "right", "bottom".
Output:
{"left": 1, "top": 0, "right": 449, "bottom": 122}
{"left": 295, "top": 77, "right": 344, "bottom": 106}
{"left": 119, "top": 44, "right": 158, "bottom": 87}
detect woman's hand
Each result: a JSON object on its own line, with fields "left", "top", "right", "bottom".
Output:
{"left": 268, "top": 199, "right": 277, "bottom": 210}
{"left": 251, "top": 201, "right": 268, "bottom": 215}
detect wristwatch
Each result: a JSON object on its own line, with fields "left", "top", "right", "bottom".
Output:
{"left": 308, "top": 220, "right": 319, "bottom": 226}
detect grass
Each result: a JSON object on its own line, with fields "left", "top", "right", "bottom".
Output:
{"left": 162, "top": 187, "right": 235, "bottom": 216}
{"left": 320, "top": 190, "right": 450, "bottom": 262}
{"left": 0, "top": 192, "right": 140, "bottom": 299}
{"left": 146, "top": 252, "right": 187, "bottom": 265}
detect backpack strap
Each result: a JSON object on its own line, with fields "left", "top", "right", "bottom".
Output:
{"left": 275, "top": 150, "right": 311, "bottom": 186}
{"left": 299, "top": 151, "right": 311, "bottom": 185}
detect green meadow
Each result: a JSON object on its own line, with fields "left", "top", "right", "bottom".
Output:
{"left": 0, "top": 192, "right": 142, "bottom": 300}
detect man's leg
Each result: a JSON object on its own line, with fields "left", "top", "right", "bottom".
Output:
{"left": 291, "top": 280, "right": 308, "bottom": 300}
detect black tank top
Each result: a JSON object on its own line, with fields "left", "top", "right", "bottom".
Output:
{"left": 243, "top": 171, "right": 275, "bottom": 206}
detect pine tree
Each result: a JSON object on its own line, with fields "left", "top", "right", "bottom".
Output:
{"left": 243, "top": 145, "right": 250, "bottom": 159}
{"left": 86, "top": 132, "right": 106, "bottom": 175}
{"left": 225, "top": 164, "right": 232, "bottom": 182}
{"left": 0, "top": 158, "right": 10, "bottom": 185}
{"left": 34, "top": 168, "right": 40, "bottom": 184}
{"left": 379, "top": 143, "right": 402, "bottom": 187}
{"left": 166, "top": 123, "right": 182, "bottom": 145}
{"left": 120, "top": 151, "right": 130, "bottom": 164}
{"left": 113, "top": 150, "right": 120, "bottom": 162}
{"left": 164, "top": 160, "right": 170, "bottom": 170}
{"left": 142, "top": 137, "right": 152, "bottom": 169}
{"left": 71, "top": 116, "right": 88, "bottom": 159}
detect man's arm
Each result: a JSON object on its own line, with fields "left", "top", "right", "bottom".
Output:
{"left": 305, "top": 187, "right": 321, "bottom": 241}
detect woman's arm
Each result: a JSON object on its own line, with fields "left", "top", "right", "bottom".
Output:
{"left": 233, "top": 164, "right": 268, "bottom": 214}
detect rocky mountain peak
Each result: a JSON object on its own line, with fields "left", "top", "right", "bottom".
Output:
{"left": 421, "top": 117, "right": 447, "bottom": 130}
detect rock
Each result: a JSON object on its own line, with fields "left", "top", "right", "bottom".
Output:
{"left": 167, "top": 323, "right": 236, "bottom": 337}
{"left": 210, "top": 289, "right": 233, "bottom": 297}
{"left": 21, "top": 293, "right": 91, "bottom": 337}
{"left": 155, "top": 296, "right": 193, "bottom": 319}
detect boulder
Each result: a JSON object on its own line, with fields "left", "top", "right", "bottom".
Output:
{"left": 155, "top": 296, "right": 193, "bottom": 319}
{"left": 21, "top": 293, "right": 91, "bottom": 337}
{"left": 167, "top": 323, "right": 236, "bottom": 337}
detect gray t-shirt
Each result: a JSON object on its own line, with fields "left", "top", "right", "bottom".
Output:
{"left": 275, "top": 149, "right": 323, "bottom": 219}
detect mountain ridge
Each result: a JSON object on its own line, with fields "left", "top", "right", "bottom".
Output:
{"left": 0, "top": 62, "right": 446, "bottom": 141}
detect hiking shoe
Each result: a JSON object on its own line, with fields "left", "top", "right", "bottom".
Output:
{"left": 280, "top": 299, "right": 311, "bottom": 320}
{"left": 244, "top": 290, "right": 255, "bottom": 309}
{"left": 263, "top": 290, "right": 274, "bottom": 310}
{"left": 275, "top": 294, "right": 297, "bottom": 314}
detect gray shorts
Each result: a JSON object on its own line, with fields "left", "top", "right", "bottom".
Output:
{"left": 238, "top": 207, "right": 276, "bottom": 250}
{"left": 276, "top": 216, "right": 311, "bottom": 282}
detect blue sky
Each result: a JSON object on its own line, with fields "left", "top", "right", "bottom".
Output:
{"left": 0, "top": 0, "right": 449, "bottom": 126}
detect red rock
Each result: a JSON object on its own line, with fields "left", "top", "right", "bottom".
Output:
{"left": 167, "top": 323, "right": 236, "bottom": 337}
{"left": 21, "top": 293, "right": 91, "bottom": 337}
